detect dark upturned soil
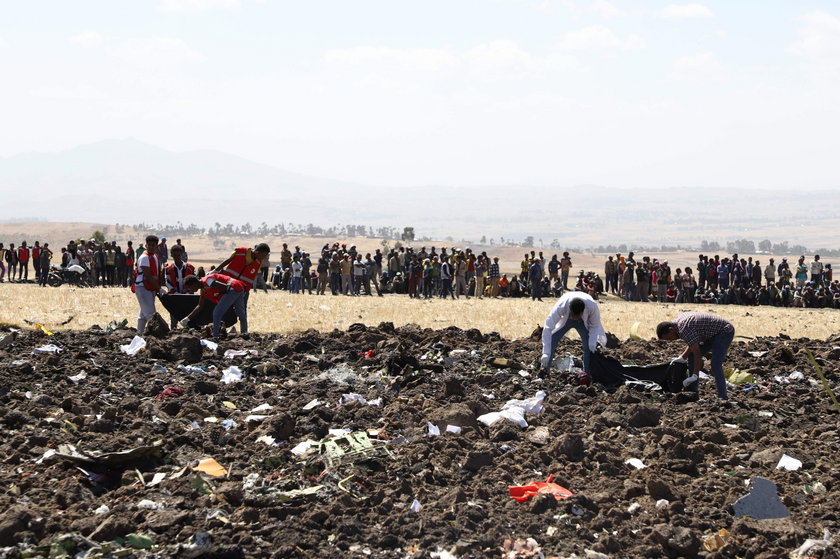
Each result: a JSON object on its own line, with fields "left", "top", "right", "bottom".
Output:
{"left": 0, "top": 318, "right": 838, "bottom": 558}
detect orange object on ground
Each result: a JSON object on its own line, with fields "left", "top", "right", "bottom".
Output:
{"left": 193, "top": 457, "right": 228, "bottom": 477}
{"left": 509, "top": 474, "right": 574, "bottom": 503}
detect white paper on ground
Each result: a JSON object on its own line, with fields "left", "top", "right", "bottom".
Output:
{"left": 68, "top": 371, "right": 87, "bottom": 383}
{"left": 795, "top": 529, "right": 835, "bottom": 557}
{"left": 33, "top": 344, "right": 62, "bottom": 354}
{"left": 224, "top": 349, "right": 258, "bottom": 359}
{"left": 341, "top": 393, "right": 368, "bottom": 405}
{"left": 625, "top": 458, "right": 646, "bottom": 470}
{"left": 777, "top": 453, "right": 803, "bottom": 471}
{"left": 200, "top": 339, "right": 218, "bottom": 351}
{"left": 220, "top": 366, "right": 243, "bottom": 384}
{"left": 328, "top": 428, "right": 352, "bottom": 436}
{"left": 302, "top": 399, "right": 322, "bottom": 410}
{"left": 427, "top": 422, "right": 440, "bottom": 436}
{"left": 120, "top": 336, "right": 146, "bottom": 355}
{"left": 410, "top": 499, "right": 422, "bottom": 512}
{"left": 478, "top": 407, "right": 527, "bottom": 428}
{"left": 446, "top": 425, "right": 462, "bottom": 434}
{"left": 477, "top": 390, "right": 546, "bottom": 428}
{"left": 250, "top": 403, "right": 273, "bottom": 412}
{"left": 137, "top": 499, "right": 164, "bottom": 510}
{"left": 291, "top": 440, "right": 317, "bottom": 455}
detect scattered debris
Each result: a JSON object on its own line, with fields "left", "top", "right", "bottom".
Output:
{"left": 732, "top": 477, "right": 790, "bottom": 519}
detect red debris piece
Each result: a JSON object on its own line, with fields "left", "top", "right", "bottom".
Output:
{"left": 154, "top": 386, "right": 184, "bottom": 399}
{"left": 509, "top": 474, "right": 574, "bottom": 503}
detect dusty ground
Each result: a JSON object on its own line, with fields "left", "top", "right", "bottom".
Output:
{"left": 0, "top": 318, "right": 838, "bottom": 558}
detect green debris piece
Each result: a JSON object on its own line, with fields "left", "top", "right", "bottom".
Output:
{"left": 317, "top": 431, "right": 392, "bottom": 468}
{"left": 62, "top": 420, "right": 78, "bottom": 432}
{"left": 262, "top": 455, "right": 286, "bottom": 468}
{"left": 191, "top": 474, "right": 214, "bottom": 495}
{"left": 124, "top": 533, "right": 154, "bottom": 550}
{"left": 48, "top": 536, "right": 77, "bottom": 558}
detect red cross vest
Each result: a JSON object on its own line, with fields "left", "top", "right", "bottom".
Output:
{"left": 202, "top": 273, "right": 246, "bottom": 304}
{"left": 221, "top": 247, "right": 261, "bottom": 291}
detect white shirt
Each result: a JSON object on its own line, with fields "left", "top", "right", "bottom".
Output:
{"left": 136, "top": 253, "right": 159, "bottom": 284}
{"left": 541, "top": 292, "right": 607, "bottom": 355}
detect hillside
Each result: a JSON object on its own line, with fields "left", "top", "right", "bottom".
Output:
{"left": 1, "top": 140, "right": 838, "bottom": 247}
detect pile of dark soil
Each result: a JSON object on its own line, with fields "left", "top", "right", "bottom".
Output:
{"left": 0, "top": 319, "right": 837, "bottom": 558}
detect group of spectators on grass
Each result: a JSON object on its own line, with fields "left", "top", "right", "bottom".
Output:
{"left": 603, "top": 252, "right": 838, "bottom": 308}
{"left": 3, "top": 234, "right": 838, "bottom": 308}
{"left": 0, "top": 237, "right": 196, "bottom": 289}
{"left": 265, "top": 242, "right": 587, "bottom": 300}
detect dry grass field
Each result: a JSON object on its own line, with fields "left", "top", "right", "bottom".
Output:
{"left": 2, "top": 284, "right": 839, "bottom": 341}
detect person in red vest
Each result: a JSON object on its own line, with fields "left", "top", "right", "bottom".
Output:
{"left": 17, "top": 241, "right": 30, "bottom": 282}
{"left": 124, "top": 241, "right": 135, "bottom": 288}
{"left": 181, "top": 273, "right": 248, "bottom": 338}
{"left": 31, "top": 242, "right": 41, "bottom": 283}
{"left": 163, "top": 245, "right": 196, "bottom": 328}
{"left": 134, "top": 235, "right": 161, "bottom": 334}
{"left": 216, "top": 243, "right": 271, "bottom": 296}
{"left": 164, "top": 245, "right": 195, "bottom": 294}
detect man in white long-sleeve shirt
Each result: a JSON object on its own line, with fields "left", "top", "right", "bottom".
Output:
{"left": 540, "top": 292, "right": 607, "bottom": 376}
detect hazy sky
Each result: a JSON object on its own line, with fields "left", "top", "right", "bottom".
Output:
{"left": 2, "top": 1, "right": 839, "bottom": 189}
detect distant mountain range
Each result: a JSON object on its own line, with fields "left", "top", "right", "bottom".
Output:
{"left": 1, "top": 139, "right": 837, "bottom": 248}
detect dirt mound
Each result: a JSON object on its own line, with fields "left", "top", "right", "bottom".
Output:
{"left": 0, "top": 324, "right": 837, "bottom": 558}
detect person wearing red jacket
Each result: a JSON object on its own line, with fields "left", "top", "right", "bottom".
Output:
{"left": 31, "top": 242, "right": 41, "bottom": 283}
{"left": 182, "top": 273, "right": 248, "bottom": 338}
{"left": 17, "top": 242, "right": 30, "bottom": 282}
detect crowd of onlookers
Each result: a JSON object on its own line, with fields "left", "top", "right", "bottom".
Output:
{"left": 267, "top": 242, "right": 592, "bottom": 300}
{"left": 2, "top": 235, "right": 838, "bottom": 308}
{"left": 0, "top": 237, "right": 196, "bottom": 289}
{"left": 603, "top": 252, "right": 838, "bottom": 308}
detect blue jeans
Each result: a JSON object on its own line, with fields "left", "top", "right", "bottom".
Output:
{"left": 688, "top": 327, "right": 734, "bottom": 399}
{"left": 214, "top": 289, "right": 247, "bottom": 337}
{"left": 547, "top": 318, "right": 591, "bottom": 373}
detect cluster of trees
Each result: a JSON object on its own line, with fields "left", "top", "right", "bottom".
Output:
{"left": 126, "top": 221, "right": 839, "bottom": 257}
{"left": 588, "top": 239, "right": 840, "bottom": 257}
{"left": 131, "top": 222, "right": 418, "bottom": 243}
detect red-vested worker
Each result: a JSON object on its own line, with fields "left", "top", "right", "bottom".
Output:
{"left": 17, "top": 241, "right": 30, "bottom": 282}
{"left": 134, "top": 235, "right": 161, "bottom": 334}
{"left": 181, "top": 273, "right": 248, "bottom": 338}
{"left": 31, "top": 242, "right": 41, "bottom": 283}
{"left": 216, "top": 243, "right": 271, "bottom": 292}
{"left": 164, "top": 245, "right": 195, "bottom": 294}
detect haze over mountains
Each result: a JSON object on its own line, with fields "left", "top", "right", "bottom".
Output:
{"left": 1, "top": 139, "right": 837, "bottom": 249}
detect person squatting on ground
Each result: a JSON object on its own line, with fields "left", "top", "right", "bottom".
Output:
{"left": 539, "top": 292, "right": 607, "bottom": 378}
{"left": 134, "top": 235, "right": 161, "bottom": 335}
{"left": 182, "top": 273, "right": 248, "bottom": 338}
{"left": 657, "top": 312, "right": 735, "bottom": 400}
